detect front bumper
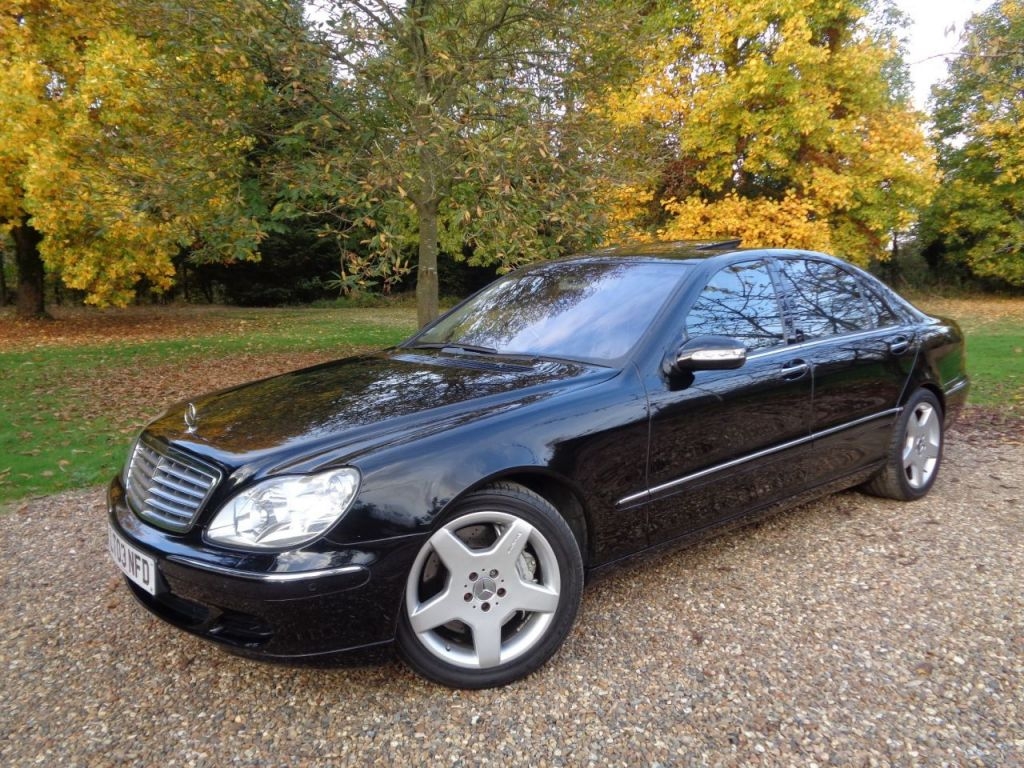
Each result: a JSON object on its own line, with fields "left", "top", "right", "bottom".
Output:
{"left": 107, "top": 479, "right": 422, "bottom": 658}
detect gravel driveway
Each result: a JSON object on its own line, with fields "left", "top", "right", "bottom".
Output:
{"left": 2, "top": 427, "right": 1022, "bottom": 767}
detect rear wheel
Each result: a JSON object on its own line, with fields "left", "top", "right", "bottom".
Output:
{"left": 863, "top": 388, "right": 943, "bottom": 500}
{"left": 396, "top": 482, "right": 583, "bottom": 689}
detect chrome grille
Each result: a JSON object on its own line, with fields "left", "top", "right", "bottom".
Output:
{"left": 125, "top": 438, "right": 220, "bottom": 533}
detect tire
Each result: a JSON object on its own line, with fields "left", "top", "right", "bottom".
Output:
{"left": 396, "top": 482, "right": 583, "bottom": 689}
{"left": 863, "top": 388, "right": 944, "bottom": 501}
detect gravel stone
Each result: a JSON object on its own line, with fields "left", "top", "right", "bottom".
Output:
{"left": 1, "top": 427, "right": 1021, "bottom": 766}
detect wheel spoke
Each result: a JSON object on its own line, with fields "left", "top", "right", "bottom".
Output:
{"left": 409, "top": 586, "right": 463, "bottom": 633}
{"left": 472, "top": 621, "right": 503, "bottom": 668}
{"left": 428, "top": 527, "right": 479, "bottom": 572}
{"left": 901, "top": 438, "right": 916, "bottom": 464}
{"left": 921, "top": 403, "right": 937, "bottom": 426}
{"left": 489, "top": 517, "right": 534, "bottom": 567}
{"left": 509, "top": 581, "right": 560, "bottom": 614}
{"left": 911, "top": 404, "right": 936, "bottom": 437}
{"left": 906, "top": 458, "right": 924, "bottom": 487}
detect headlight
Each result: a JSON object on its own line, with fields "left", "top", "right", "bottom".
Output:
{"left": 205, "top": 468, "right": 360, "bottom": 550}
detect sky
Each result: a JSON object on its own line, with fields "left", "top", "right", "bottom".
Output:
{"left": 893, "top": 0, "right": 990, "bottom": 110}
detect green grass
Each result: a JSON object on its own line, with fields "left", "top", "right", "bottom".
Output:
{"left": 3, "top": 348, "right": 130, "bottom": 504}
{"left": 914, "top": 298, "right": 1024, "bottom": 411}
{"left": 1, "top": 299, "right": 1021, "bottom": 506}
{"left": 957, "top": 320, "right": 1023, "bottom": 410}
{"left": 0, "top": 307, "right": 416, "bottom": 506}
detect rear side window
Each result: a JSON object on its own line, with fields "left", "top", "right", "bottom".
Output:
{"left": 776, "top": 259, "right": 872, "bottom": 342}
{"left": 686, "top": 260, "right": 785, "bottom": 351}
{"left": 862, "top": 283, "right": 901, "bottom": 328}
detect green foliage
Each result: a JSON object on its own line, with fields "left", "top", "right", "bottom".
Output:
{"left": 278, "top": 0, "right": 636, "bottom": 325}
{"left": 8, "top": 0, "right": 1019, "bottom": 311}
{"left": 926, "top": 0, "right": 1024, "bottom": 287}
{"left": 192, "top": 226, "right": 343, "bottom": 306}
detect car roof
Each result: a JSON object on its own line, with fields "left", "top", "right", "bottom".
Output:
{"left": 569, "top": 240, "right": 841, "bottom": 267}
{"left": 514, "top": 241, "right": 930, "bottom": 326}
{"left": 590, "top": 239, "right": 743, "bottom": 259}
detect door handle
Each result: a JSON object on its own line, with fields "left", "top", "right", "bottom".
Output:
{"left": 889, "top": 336, "right": 911, "bottom": 355}
{"left": 781, "top": 360, "right": 809, "bottom": 380}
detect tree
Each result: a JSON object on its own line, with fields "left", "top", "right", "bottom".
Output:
{"left": 0, "top": 1, "right": 274, "bottom": 318}
{"left": 927, "top": 0, "right": 1024, "bottom": 286}
{"left": 602, "top": 0, "right": 935, "bottom": 265}
{"left": 296, "top": 0, "right": 628, "bottom": 326}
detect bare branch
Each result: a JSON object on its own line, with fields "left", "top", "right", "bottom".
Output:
{"left": 346, "top": 0, "right": 402, "bottom": 35}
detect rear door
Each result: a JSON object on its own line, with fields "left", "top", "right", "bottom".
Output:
{"left": 772, "top": 257, "right": 918, "bottom": 481}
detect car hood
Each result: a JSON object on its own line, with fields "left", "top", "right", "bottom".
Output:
{"left": 145, "top": 349, "right": 613, "bottom": 472}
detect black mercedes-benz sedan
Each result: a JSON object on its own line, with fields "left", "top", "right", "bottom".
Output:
{"left": 107, "top": 241, "right": 969, "bottom": 688}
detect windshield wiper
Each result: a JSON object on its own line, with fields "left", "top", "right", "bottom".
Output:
{"left": 409, "top": 342, "right": 499, "bottom": 355}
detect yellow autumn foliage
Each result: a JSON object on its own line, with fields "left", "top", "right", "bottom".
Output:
{"left": 662, "top": 192, "right": 833, "bottom": 251}
{"left": 602, "top": 0, "right": 936, "bottom": 263}
{"left": 0, "top": 0, "right": 267, "bottom": 306}
{"left": 598, "top": 184, "right": 656, "bottom": 244}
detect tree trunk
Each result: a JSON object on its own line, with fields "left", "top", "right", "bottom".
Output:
{"left": 889, "top": 231, "right": 901, "bottom": 284}
{"left": 415, "top": 199, "right": 440, "bottom": 328}
{"left": 12, "top": 219, "right": 48, "bottom": 320}
{"left": 0, "top": 248, "right": 8, "bottom": 306}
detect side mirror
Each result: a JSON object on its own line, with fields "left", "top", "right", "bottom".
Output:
{"left": 664, "top": 335, "right": 747, "bottom": 376}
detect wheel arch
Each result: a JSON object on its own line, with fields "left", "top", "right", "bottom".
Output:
{"left": 447, "top": 469, "right": 593, "bottom": 568}
{"left": 909, "top": 379, "right": 946, "bottom": 418}
{"left": 922, "top": 382, "right": 946, "bottom": 414}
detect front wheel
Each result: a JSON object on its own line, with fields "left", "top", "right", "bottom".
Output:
{"left": 396, "top": 482, "right": 583, "bottom": 689}
{"left": 863, "top": 388, "right": 944, "bottom": 500}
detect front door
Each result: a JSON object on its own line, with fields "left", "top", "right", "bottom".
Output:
{"left": 642, "top": 260, "right": 815, "bottom": 544}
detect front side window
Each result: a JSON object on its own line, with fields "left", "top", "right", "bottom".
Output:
{"left": 686, "top": 261, "right": 784, "bottom": 351}
{"left": 776, "top": 259, "right": 872, "bottom": 342}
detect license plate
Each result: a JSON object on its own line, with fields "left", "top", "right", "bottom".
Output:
{"left": 108, "top": 524, "right": 158, "bottom": 596}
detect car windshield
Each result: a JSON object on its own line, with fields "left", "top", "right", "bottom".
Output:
{"left": 409, "top": 259, "right": 688, "bottom": 362}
